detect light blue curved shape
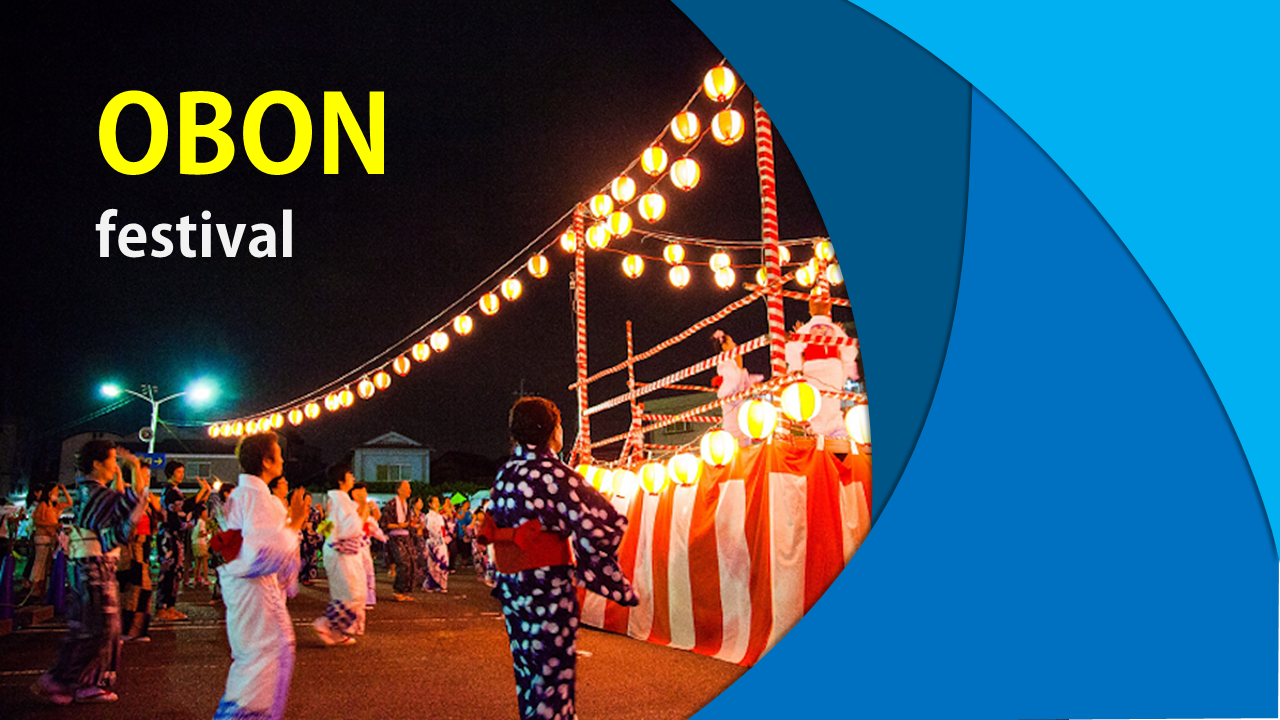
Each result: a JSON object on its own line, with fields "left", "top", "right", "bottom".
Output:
{"left": 848, "top": 0, "right": 1280, "bottom": 533}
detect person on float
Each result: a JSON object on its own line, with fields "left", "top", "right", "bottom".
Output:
{"left": 785, "top": 293, "right": 859, "bottom": 437}
{"left": 313, "top": 463, "right": 367, "bottom": 646}
{"left": 478, "top": 396, "right": 638, "bottom": 720}
{"left": 712, "top": 329, "right": 764, "bottom": 444}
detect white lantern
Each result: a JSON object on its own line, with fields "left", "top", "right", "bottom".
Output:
{"left": 479, "top": 292, "right": 500, "bottom": 316}
{"left": 663, "top": 244, "right": 685, "bottom": 266}
{"left": 703, "top": 66, "right": 738, "bottom": 102}
{"left": 669, "top": 158, "right": 701, "bottom": 191}
{"left": 845, "top": 404, "right": 871, "bottom": 445}
{"left": 622, "top": 254, "right": 645, "bottom": 279}
{"left": 607, "top": 210, "right": 633, "bottom": 238}
{"left": 780, "top": 381, "right": 822, "bottom": 422}
{"left": 559, "top": 229, "right": 577, "bottom": 253}
{"left": 667, "top": 453, "right": 702, "bottom": 486}
{"left": 640, "top": 462, "right": 668, "bottom": 494}
{"left": 430, "top": 330, "right": 450, "bottom": 353}
{"left": 589, "top": 193, "right": 614, "bottom": 218}
{"left": 638, "top": 192, "right": 666, "bottom": 223}
{"left": 452, "top": 314, "right": 473, "bottom": 336}
{"left": 668, "top": 264, "right": 691, "bottom": 288}
{"left": 641, "top": 145, "right": 669, "bottom": 176}
{"left": 711, "top": 108, "right": 746, "bottom": 146}
{"left": 527, "top": 254, "right": 549, "bottom": 279}
{"left": 613, "top": 469, "right": 640, "bottom": 498}
{"left": 737, "top": 400, "right": 779, "bottom": 440}
{"left": 709, "top": 251, "right": 731, "bottom": 272}
{"left": 585, "top": 223, "right": 612, "bottom": 250}
{"left": 501, "top": 277, "right": 523, "bottom": 301}
{"left": 714, "top": 267, "right": 736, "bottom": 289}
{"left": 670, "top": 111, "right": 700, "bottom": 143}
{"left": 700, "top": 430, "right": 738, "bottom": 467}
{"left": 610, "top": 175, "right": 636, "bottom": 203}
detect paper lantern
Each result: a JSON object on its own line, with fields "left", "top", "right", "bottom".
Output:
{"left": 780, "top": 381, "right": 822, "bottom": 422}
{"left": 589, "top": 193, "right": 614, "bottom": 218}
{"left": 208, "top": 424, "right": 220, "bottom": 438}
{"left": 527, "top": 254, "right": 549, "bottom": 278}
{"left": 576, "top": 464, "right": 598, "bottom": 488}
{"left": 412, "top": 341, "right": 431, "bottom": 362}
{"left": 622, "top": 254, "right": 645, "bottom": 279}
{"left": 667, "top": 453, "right": 701, "bottom": 486}
{"left": 640, "top": 462, "right": 669, "bottom": 494}
{"left": 586, "top": 222, "right": 612, "bottom": 250}
{"left": 668, "top": 264, "right": 691, "bottom": 288}
{"left": 737, "top": 400, "right": 779, "bottom": 439}
{"left": 373, "top": 370, "right": 392, "bottom": 391}
{"left": 479, "top": 292, "right": 500, "bottom": 316}
{"left": 714, "top": 267, "right": 736, "bottom": 289}
{"left": 596, "top": 469, "right": 615, "bottom": 494}
{"left": 845, "top": 404, "right": 870, "bottom": 445}
{"left": 613, "top": 469, "right": 640, "bottom": 498}
{"left": 670, "top": 111, "right": 700, "bottom": 143}
{"left": 670, "top": 158, "right": 701, "bottom": 191}
{"left": 304, "top": 402, "right": 321, "bottom": 420}
{"left": 233, "top": 420, "right": 245, "bottom": 435}
{"left": 663, "top": 244, "right": 685, "bottom": 266}
{"left": 826, "top": 263, "right": 844, "bottom": 285}
{"left": 795, "top": 263, "right": 816, "bottom": 287}
{"left": 709, "top": 251, "right": 731, "bottom": 272}
{"left": 703, "top": 66, "right": 738, "bottom": 102}
{"left": 607, "top": 210, "right": 633, "bottom": 238}
{"left": 393, "top": 354, "right": 412, "bottom": 376}
{"left": 452, "top": 314, "right": 473, "bottom": 336}
{"left": 755, "top": 267, "right": 768, "bottom": 286}
{"left": 700, "top": 430, "right": 738, "bottom": 467}
{"left": 815, "top": 239, "right": 836, "bottom": 262}
{"left": 501, "top": 277, "right": 523, "bottom": 301}
{"left": 338, "top": 388, "right": 355, "bottom": 408}
{"left": 641, "top": 145, "right": 669, "bottom": 176}
{"left": 430, "top": 331, "right": 450, "bottom": 353}
{"left": 559, "top": 229, "right": 577, "bottom": 253}
{"left": 270, "top": 413, "right": 284, "bottom": 429}
{"left": 324, "top": 393, "right": 340, "bottom": 412}
{"left": 637, "top": 192, "right": 666, "bottom": 223}
{"left": 220, "top": 422, "right": 234, "bottom": 436}
{"left": 711, "top": 108, "right": 746, "bottom": 145}
{"left": 288, "top": 408, "right": 304, "bottom": 426}
{"left": 779, "top": 245, "right": 791, "bottom": 265}
{"left": 610, "top": 175, "right": 636, "bottom": 203}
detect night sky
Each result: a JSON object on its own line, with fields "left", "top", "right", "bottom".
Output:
{"left": 5, "top": 2, "right": 835, "bottom": 471}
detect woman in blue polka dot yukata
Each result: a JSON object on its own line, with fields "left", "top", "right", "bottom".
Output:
{"left": 480, "top": 396, "right": 638, "bottom": 720}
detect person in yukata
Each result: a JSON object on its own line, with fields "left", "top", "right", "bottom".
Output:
{"left": 313, "top": 464, "right": 367, "bottom": 646}
{"left": 479, "top": 396, "right": 638, "bottom": 720}
{"left": 380, "top": 480, "right": 417, "bottom": 602}
{"left": 421, "top": 496, "right": 449, "bottom": 593}
{"left": 214, "top": 432, "right": 310, "bottom": 720}
{"left": 297, "top": 493, "right": 323, "bottom": 587}
{"left": 357, "top": 483, "right": 384, "bottom": 612}
{"left": 785, "top": 293, "right": 859, "bottom": 437}
{"left": 712, "top": 329, "right": 764, "bottom": 444}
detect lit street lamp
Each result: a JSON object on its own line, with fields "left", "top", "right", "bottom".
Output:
{"left": 100, "top": 380, "right": 218, "bottom": 453}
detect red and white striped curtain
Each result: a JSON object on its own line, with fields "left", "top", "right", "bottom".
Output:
{"left": 580, "top": 441, "right": 872, "bottom": 666}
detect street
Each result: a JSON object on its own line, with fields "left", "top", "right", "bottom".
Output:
{"left": 0, "top": 568, "right": 744, "bottom": 719}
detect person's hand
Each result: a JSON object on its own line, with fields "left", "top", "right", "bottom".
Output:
{"left": 287, "top": 488, "right": 309, "bottom": 529}
{"left": 133, "top": 461, "right": 151, "bottom": 495}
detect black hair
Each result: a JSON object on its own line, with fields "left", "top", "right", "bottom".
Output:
{"left": 164, "top": 460, "right": 185, "bottom": 480}
{"left": 509, "top": 396, "right": 560, "bottom": 448}
{"left": 76, "top": 439, "right": 116, "bottom": 475}
{"left": 237, "top": 432, "right": 279, "bottom": 476}
{"left": 348, "top": 481, "right": 368, "bottom": 498}
{"left": 326, "top": 462, "right": 352, "bottom": 489}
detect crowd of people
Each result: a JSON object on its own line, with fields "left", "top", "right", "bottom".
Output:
{"left": 13, "top": 395, "right": 626, "bottom": 720}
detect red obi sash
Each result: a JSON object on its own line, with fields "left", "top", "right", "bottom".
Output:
{"left": 477, "top": 515, "right": 573, "bottom": 574}
{"left": 803, "top": 344, "right": 840, "bottom": 362}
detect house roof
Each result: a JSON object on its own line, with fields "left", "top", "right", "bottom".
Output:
{"left": 356, "top": 431, "right": 429, "bottom": 449}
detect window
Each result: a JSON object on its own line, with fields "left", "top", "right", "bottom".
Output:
{"left": 664, "top": 421, "right": 691, "bottom": 435}
{"left": 376, "top": 464, "right": 413, "bottom": 482}
{"left": 186, "top": 461, "right": 213, "bottom": 480}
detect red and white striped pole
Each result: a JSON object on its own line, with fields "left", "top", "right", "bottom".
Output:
{"left": 572, "top": 204, "right": 591, "bottom": 462}
{"left": 755, "top": 99, "right": 786, "bottom": 378}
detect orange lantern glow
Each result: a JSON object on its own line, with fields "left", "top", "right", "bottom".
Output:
{"left": 220, "top": 422, "right": 234, "bottom": 436}
{"left": 585, "top": 223, "right": 611, "bottom": 250}
{"left": 670, "top": 111, "right": 700, "bottom": 143}
{"left": 845, "top": 403, "right": 871, "bottom": 445}
{"left": 779, "top": 245, "right": 791, "bottom": 265}
{"left": 640, "top": 462, "right": 668, "bottom": 494}
{"left": 709, "top": 251, "right": 731, "bottom": 272}
{"left": 576, "top": 464, "right": 598, "bottom": 488}
{"left": 826, "top": 263, "right": 844, "bottom": 285}
{"left": 479, "top": 292, "right": 500, "bottom": 316}
{"left": 703, "top": 66, "right": 738, "bottom": 102}
{"left": 700, "top": 430, "right": 738, "bottom": 467}
{"left": 636, "top": 192, "right": 666, "bottom": 223}
{"left": 338, "top": 388, "right": 355, "bottom": 408}
{"left": 606, "top": 210, "right": 633, "bottom": 238}
{"left": 412, "top": 342, "right": 431, "bottom": 362}
{"left": 208, "top": 424, "right": 220, "bottom": 438}
{"left": 452, "top": 314, "right": 473, "bottom": 336}
{"left": 781, "top": 381, "right": 822, "bottom": 422}
{"left": 324, "top": 393, "right": 340, "bottom": 412}
{"left": 668, "top": 264, "right": 691, "bottom": 288}
{"left": 815, "top": 239, "right": 836, "bottom": 262}
{"left": 358, "top": 378, "right": 376, "bottom": 399}
{"left": 527, "top": 254, "right": 549, "bottom": 278}
{"left": 622, "top": 254, "right": 645, "bottom": 279}
{"left": 270, "top": 413, "right": 284, "bottom": 429}
{"left": 669, "top": 157, "right": 701, "bottom": 191}
{"left": 667, "top": 453, "right": 701, "bottom": 486}
{"left": 233, "top": 421, "right": 245, "bottom": 435}
{"left": 596, "top": 469, "right": 615, "bottom": 494}
{"left": 610, "top": 175, "right": 636, "bottom": 203}
{"left": 795, "top": 262, "right": 816, "bottom": 287}
{"left": 755, "top": 267, "right": 768, "bottom": 286}
{"left": 246, "top": 419, "right": 259, "bottom": 434}
{"left": 714, "top": 267, "right": 736, "bottom": 289}
{"left": 501, "top": 277, "right": 523, "bottom": 301}
{"left": 641, "top": 145, "right": 669, "bottom": 176}
{"left": 589, "top": 193, "right": 614, "bottom": 218}
{"left": 612, "top": 469, "right": 640, "bottom": 498}
{"left": 373, "top": 370, "right": 392, "bottom": 391}
{"left": 663, "top": 244, "right": 685, "bottom": 265}
{"left": 711, "top": 108, "right": 746, "bottom": 146}
{"left": 304, "top": 402, "right": 321, "bottom": 420}
{"left": 393, "top": 354, "right": 412, "bottom": 376}
{"left": 558, "top": 229, "right": 577, "bottom": 253}
{"left": 737, "top": 399, "right": 779, "bottom": 439}
{"left": 430, "top": 331, "right": 450, "bottom": 353}
{"left": 288, "top": 408, "right": 305, "bottom": 426}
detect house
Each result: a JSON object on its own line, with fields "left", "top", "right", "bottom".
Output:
{"left": 351, "top": 431, "right": 431, "bottom": 485}
{"left": 642, "top": 391, "right": 720, "bottom": 450}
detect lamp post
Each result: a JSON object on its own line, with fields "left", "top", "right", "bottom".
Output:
{"left": 100, "top": 381, "right": 216, "bottom": 453}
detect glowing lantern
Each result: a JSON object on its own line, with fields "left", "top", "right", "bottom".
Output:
{"left": 607, "top": 210, "right": 633, "bottom": 238}
{"left": 826, "top": 263, "right": 844, "bottom": 285}
{"left": 208, "top": 424, "right": 220, "bottom": 438}
{"left": 527, "top": 254, "right": 549, "bottom": 278}
{"left": 703, "top": 66, "right": 738, "bottom": 102}
{"left": 559, "top": 229, "right": 577, "bottom": 253}
{"left": 700, "top": 430, "right": 738, "bottom": 467}
{"left": 709, "top": 251, "right": 731, "bottom": 272}
{"left": 622, "top": 254, "right": 645, "bottom": 279}
{"left": 304, "top": 402, "right": 321, "bottom": 420}
{"left": 779, "top": 245, "right": 791, "bottom": 265}
{"left": 737, "top": 399, "right": 779, "bottom": 439}
{"left": 815, "top": 239, "right": 836, "bottom": 262}
{"left": 613, "top": 469, "right": 640, "bottom": 498}
{"left": 780, "top": 381, "right": 822, "bottom": 422}
{"left": 663, "top": 244, "right": 685, "bottom": 266}
{"left": 338, "top": 388, "right": 355, "bottom": 408}
{"left": 610, "top": 175, "right": 636, "bottom": 203}
{"left": 668, "top": 264, "right": 691, "bottom": 288}
{"left": 288, "top": 408, "right": 304, "bottom": 426}
{"left": 714, "top": 267, "right": 736, "bottom": 289}
{"left": 795, "top": 263, "right": 816, "bottom": 287}
{"left": 220, "top": 422, "right": 233, "bottom": 436}
{"left": 501, "top": 277, "right": 523, "bottom": 301}
{"left": 589, "top": 193, "right": 614, "bottom": 218}
{"left": 585, "top": 223, "right": 611, "bottom": 250}
{"left": 479, "top": 292, "right": 500, "bottom": 316}
{"left": 270, "top": 413, "right": 284, "bottom": 429}
{"left": 755, "top": 267, "right": 768, "bottom": 286}
{"left": 711, "top": 108, "right": 746, "bottom": 146}
{"left": 233, "top": 421, "right": 245, "bottom": 435}
{"left": 246, "top": 419, "right": 258, "bottom": 434}
{"left": 576, "top": 464, "right": 598, "bottom": 488}
{"left": 670, "top": 158, "right": 701, "bottom": 191}
{"left": 640, "top": 145, "right": 669, "bottom": 176}
{"left": 452, "top": 314, "right": 473, "bottom": 336}
{"left": 640, "top": 462, "right": 668, "bottom": 494}
{"left": 670, "top": 111, "right": 700, "bottom": 143}
{"left": 845, "top": 403, "right": 871, "bottom": 445}
{"left": 324, "top": 393, "right": 340, "bottom": 412}
{"left": 393, "top": 355, "right": 412, "bottom": 376}
{"left": 596, "top": 469, "right": 615, "bottom": 494}
{"left": 373, "top": 370, "right": 392, "bottom": 391}
{"left": 430, "top": 331, "right": 450, "bottom": 353}
{"left": 667, "top": 453, "right": 701, "bottom": 486}
{"left": 357, "top": 378, "right": 375, "bottom": 399}
{"left": 637, "top": 192, "right": 666, "bottom": 223}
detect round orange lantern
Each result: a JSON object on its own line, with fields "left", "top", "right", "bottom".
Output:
{"left": 527, "top": 254, "right": 549, "bottom": 279}
{"left": 559, "top": 229, "right": 577, "bottom": 253}
{"left": 288, "top": 408, "right": 305, "bottom": 426}
{"left": 667, "top": 453, "right": 702, "bottom": 486}
{"left": 612, "top": 469, "right": 640, "bottom": 498}
{"left": 596, "top": 469, "right": 615, "bottom": 494}
{"left": 479, "top": 292, "right": 500, "bottom": 316}
{"left": 452, "top": 314, "right": 473, "bottom": 336}
{"left": 589, "top": 193, "right": 614, "bottom": 218}
{"left": 324, "top": 393, "right": 340, "bottom": 412}
{"left": 826, "top": 263, "right": 844, "bottom": 285}
{"left": 779, "top": 245, "right": 791, "bottom": 265}
{"left": 795, "top": 262, "right": 816, "bottom": 287}
{"left": 714, "top": 267, "right": 736, "bottom": 289}
{"left": 245, "top": 419, "right": 259, "bottom": 434}
{"left": 576, "top": 464, "right": 598, "bottom": 488}
{"left": 270, "top": 413, "right": 284, "bottom": 429}
{"left": 845, "top": 403, "right": 870, "bottom": 445}
{"left": 338, "top": 388, "right": 355, "bottom": 408}
{"left": 304, "top": 402, "right": 321, "bottom": 420}
{"left": 815, "top": 239, "right": 836, "bottom": 262}
{"left": 668, "top": 264, "right": 691, "bottom": 288}
{"left": 412, "top": 341, "right": 432, "bottom": 362}
{"left": 703, "top": 66, "right": 738, "bottom": 102}
{"left": 393, "top": 354, "right": 412, "bottom": 376}
{"left": 233, "top": 420, "right": 245, "bottom": 435}
{"left": 637, "top": 192, "right": 666, "bottom": 223}
{"left": 780, "top": 381, "right": 822, "bottom": 422}
{"left": 755, "top": 267, "right": 768, "bottom": 286}
{"left": 641, "top": 145, "right": 669, "bottom": 176}
{"left": 208, "top": 424, "right": 220, "bottom": 438}
{"left": 700, "top": 430, "right": 738, "bottom": 467}
{"left": 709, "top": 251, "right": 731, "bottom": 272}
{"left": 670, "top": 158, "right": 701, "bottom": 191}
{"left": 607, "top": 210, "right": 633, "bottom": 238}
{"left": 663, "top": 243, "right": 685, "bottom": 266}
{"left": 737, "top": 399, "right": 779, "bottom": 439}
{"left": 585, "top": 223, "right": 611, "bottom": 250}
{"left": 670, "top": 111, "right": 700, "bottom": 143}
{"left": 711, "top": 108, "right": 745, "bottom": 146}
{"left": 430, "top": 331, "right": 450, "bottom": 353}
{"left": 610, "top": 175, "right": 636, "bottom": 203}
{"left": 220, "top": 422, "right": 234, "bottom": 436}
{"left": 501, "top": 277, "right": 523, "bottom": 301}
{"left": 640, "top": 462, "right": 668, "bottom": 494}
{"left": 373, "top": 370, "right": 392, "bottom": 391}
{"left": 622, "top": 254, "right": 645, "bottom": 279}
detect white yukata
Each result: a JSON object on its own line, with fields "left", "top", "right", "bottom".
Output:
{"left": 318, "top": 490, "right": 366, "bottom": 638}
{"left": 786, "top": 314, "right": 859, "bottom": 437}
{"left": 215, "top": 474, "right": 301, "bottom": 720}
{"left": 716, "top": 359, "right": 763, "bottom": 443}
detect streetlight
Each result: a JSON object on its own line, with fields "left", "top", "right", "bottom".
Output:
{"left": 100, "top": 379, "right": 218, "bottom": 453}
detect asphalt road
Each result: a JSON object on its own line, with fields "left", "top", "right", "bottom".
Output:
{"left": 0, "top": 568, "right": 744, "bottom": 719}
